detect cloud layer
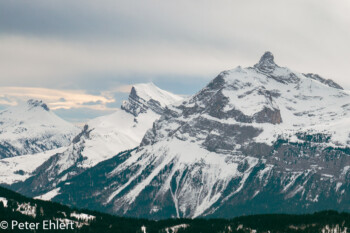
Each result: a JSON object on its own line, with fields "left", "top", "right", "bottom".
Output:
{"left": 0, "top": 87, "right": 115, "bottom": 110}
{"left": 1, "top": 0, "right": 349, "bottom": 122}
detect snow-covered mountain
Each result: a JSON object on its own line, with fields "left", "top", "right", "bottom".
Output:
{"left": 0, "top": 100, "right": 79, "bottom": 159}
{"left": 52, "top": 52, "right": 350, "bottom": 219}
{"left": 12, "top": 83, "right": 182, "bottom": 197}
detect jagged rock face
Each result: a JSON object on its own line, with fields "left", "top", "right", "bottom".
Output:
{"left": 254, "top": 51, "right": 277, "bottom": 73}
{"left": 50, "top": 52, "right": 350, "bottom": 219}
{"left": 122, "top": 87, "right": 165, "bottom": 116}
{"left": 0, "top": 99, "right": 79, "bottom": 159}
{"left": 122, "top": 83, "right": 183, "bottom": 116}
{"left": 121, "top": 87, "right": 157, "bottom": 116}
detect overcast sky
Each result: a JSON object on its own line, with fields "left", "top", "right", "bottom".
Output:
{"left": 1, "top": 0, "right": 350, "bottom": 122}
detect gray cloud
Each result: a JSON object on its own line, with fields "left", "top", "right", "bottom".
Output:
{"left": 0, "top": 0, "right": 350, "bottom": 123}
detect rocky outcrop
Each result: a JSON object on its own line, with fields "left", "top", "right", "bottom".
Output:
{"left": 254, "top": 107, "right": 282, "bottom": 124}
{"left": 304, "top": 73, "right": 344, "bottom": 90}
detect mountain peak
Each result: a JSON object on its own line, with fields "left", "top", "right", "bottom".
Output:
{"left": 259, "top": 51, "right": 275, "bottom": 63}
{"left": 121, "top": 83, "right": 182, "bottom": 116}
{"left": 26, "top": 99, "right": 50, "bottom": 111}
{"left": 254, "top": 51, "right": 278, "bottom": 73}
{"left": 131, "top": 83, "right": 181, "bottom": 106}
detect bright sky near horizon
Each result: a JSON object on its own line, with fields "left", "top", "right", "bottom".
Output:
{"left": 1, "top": 0, "right": 350, "bottom": 122}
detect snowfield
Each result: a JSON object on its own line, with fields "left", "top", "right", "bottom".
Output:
{"left": 0, "top": 147, "right": 67, "bottom": 184}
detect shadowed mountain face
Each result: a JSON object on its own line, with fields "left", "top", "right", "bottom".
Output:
{"left": 48, "top": 52, "right": 350, "bottom": 219}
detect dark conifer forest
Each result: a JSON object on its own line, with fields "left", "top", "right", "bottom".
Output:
{"left": 0, "top": 186, "right": 349, "bottom": 233}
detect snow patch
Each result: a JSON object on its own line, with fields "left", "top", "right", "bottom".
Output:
{"left": 70, "top": 212, "right": 96, "bottom": 221}
{"left": 0, "top": 197, "right": 8, "bottom": 207}
{"left": 35, "top": 188, "right": 61, "bottom": 201}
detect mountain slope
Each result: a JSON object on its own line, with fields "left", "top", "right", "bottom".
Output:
{"left": 0, "top": 100, "right": 79, "bottom": 159}
{"left": 53, "top": 52, "right": 350, "bottom": 219}
{"left": 11, "top": 83, "right": 182, "bottom": 198}
{"left": 0, "top": 147, "right": 67, "bottom": 185}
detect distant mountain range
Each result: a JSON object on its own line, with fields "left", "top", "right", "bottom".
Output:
{"left": 0, "top": 52, "right": 349, "bottom": 220}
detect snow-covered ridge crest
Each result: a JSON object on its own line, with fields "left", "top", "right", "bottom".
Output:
{"left": 122, "top": 82, "right": 183, "bottom": 116}
{"left": 303, "top": 73, "right": 344, "bottom": 90}
{"left": 133, "top": 83, "right": 182, "bottom": 107}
